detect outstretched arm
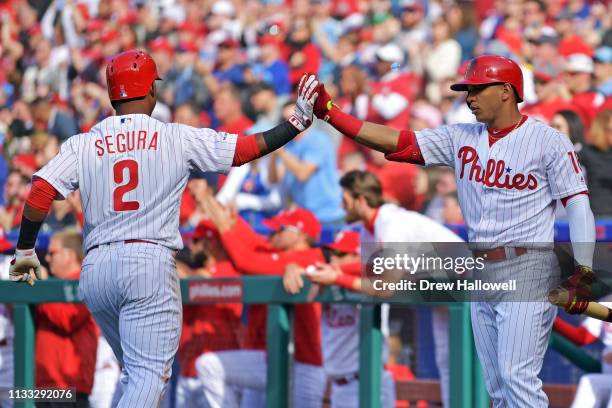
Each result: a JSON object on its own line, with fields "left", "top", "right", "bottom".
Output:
{"left": 10, "top": 178, "right": 57, "bottom": 285}
{"left": 313, "top": 84, "right": 424, "bottom": 164}
{"left": 232, "top": 73, "right": 319, "bottom": 166}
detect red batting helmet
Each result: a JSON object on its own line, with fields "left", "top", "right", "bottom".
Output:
{"left": 106, "top": 50, "right": 161, "bottom": 101}
{"left": 450, "top": 55, "right": 524, "bottom": 102}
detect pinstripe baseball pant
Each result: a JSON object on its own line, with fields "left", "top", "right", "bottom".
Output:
{"left": 80, "top": 242, "right": 182, "bottom": 408}
{"left": 470, "top": 250, "right": 558, "bottom": 408}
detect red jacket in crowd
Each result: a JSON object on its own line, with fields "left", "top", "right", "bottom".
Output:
{"left": 179, "top": 261, "right": 243, "bottom": 378}
{"left": 219, "top": 218, "right": 324, "bottom": 367}
{"left": 35, "top": 271, "right": 97, "bottom": 395}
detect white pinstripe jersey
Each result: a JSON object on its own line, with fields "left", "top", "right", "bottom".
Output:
{"left": 416, "top": 117, "right": 587, "bottom": 244}
{"left": 35, "top": 114, "right": 237, "bottom": 250}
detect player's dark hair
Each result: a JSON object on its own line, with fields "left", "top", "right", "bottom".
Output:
{"left": 555, "top": 110, "right": 585, "bottom": 146}
{"left": 340, "top": 170, "right": 385, "bottom": 208}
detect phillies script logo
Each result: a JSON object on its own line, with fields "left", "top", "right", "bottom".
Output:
{"left": 458, "top": 147, "right": 538, "bottom": 190}
{"left": 188, "top": 279, "right": 243, "bottom": 303}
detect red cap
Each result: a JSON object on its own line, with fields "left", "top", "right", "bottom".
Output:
{"left": 258, "top": 34, "right": 282, "bottom": 46}
{"left": 178, "top": 40, "right": 199, "bottom": 53}
{"left": 219, "top": 38, "right": 239, "bottom": 49}
{"left": 101, "top": 29, "right": 120, "bottom": 43}
{"left": 13, "top": 154, "right": 37, "bottom": 172}
{"left": 148, "top": 37, "right": 175, "bottom": 55}
{"left": 0, "top": 226, "right": 13, "bottom": 253}
{"left": 118, "top": 10, "right": 139, "bottom": 25}
{"left": 450, "top": 54, "right": 524, "bottom": 102}
{"left": 193, "top": 219, "right": 219, "bottom": 240}
{"left": 324, "top": 231, "right": 360, "bottom": 255}
{"left": 178, "top": 21, "right": 204, "bottom": 35}
{"left": 87, "top": 19, "right": 105, "bottom": 32}
{"left": 263, "top": 208, "right": 321, "bottom": 241}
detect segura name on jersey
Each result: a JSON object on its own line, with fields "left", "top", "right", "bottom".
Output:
{"left": 95, "top": 130, "right": 159, "bottom": 156}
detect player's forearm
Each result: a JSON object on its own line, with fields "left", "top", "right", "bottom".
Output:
{"left": 17, "top": 178, "right": 57, "bottom": 249}
{"left": 324, "top": 106, "right": 400, "bottom": 154}
{"left": 232, "top": 122, "right": 300, "bottom": 166}
{"left": 565, "top": 194, "right": 595, "bottom": 268}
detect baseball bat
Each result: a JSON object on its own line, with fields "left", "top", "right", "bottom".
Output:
{"left": 548, "top": 288, "right": 612, "bottom": 322}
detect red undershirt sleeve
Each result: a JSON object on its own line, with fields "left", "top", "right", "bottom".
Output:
{"left": 232, "top": 134, "right": 262, "bottom": 167}
{"left": 561, "top": 191, "right": 589, "bottom": 207}
{"left": 384, "top": 130, "right": 425, "bottom": 165}
{"left": 26, "top": 178, "right": 57, "bottom": 213}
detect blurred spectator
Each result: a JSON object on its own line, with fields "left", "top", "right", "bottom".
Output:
{"left": 285, "top": 17, "right": 321, "bottom": 86}
{"left": 270, "top": 103, "right": 344, "bottom": 225}
{"left": 213, "top": 37, "right": 246, "bottom": 90}
{"left": 370, "top": 43, "right": 419, "bottom": 129}
{"left": 0, "top": 170, "right": 30, "bottom": 231}
{"left": 555, "top": 10, "right": 594, "bottom": 57}
{"left": 421, "top": 16, "right": 462, "bottom": 104}
{"left": 522, "top": 67, "right": 575, "bottom": 123}
{"left": 248, "top": 82, "right": 287, "bottom": 131}
{"left": 447, "top": 1, "right": 478, "bottom": 63}
{"left": 551, "top": 110, "right": 586, "bottom": 151}
{"left": 213, "top": 83, "right": 253, "bottom": 135}
{"left": 442, "top": 191, "right": 464, "bottom": 225}
{"left": 560, "top": 53, "right": 606, "bottom": 127}
{"left": 21, "top": 38, "right": 69, "bottom": 102}
{"left": 424, "top": 167, "right": 457, "bottom": 224}
{"left": 593, "top": 46, "right": 612, "bottom": 97}
{"left": 171, "top": 42, "right": 213, "bottom": 109}
{"left": 250, "top": 35, "right": 291, "bottom": 96}
{"left": 36, "top": 229, "right": 97, "bottom": 408}
{"left": 579, "top": 109, "right": 612, "bottom": 218}
{"left": 370, "top": 148, "right": 425, "bottom": 212}
{"left": 31, "top": 97, "right": 79, "bottom": 142}
{"left": 396, "top": 0, "right": 428, "bottom": 45}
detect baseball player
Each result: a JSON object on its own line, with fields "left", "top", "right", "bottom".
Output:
{"left": 283, "top": 229, "right": 396, "bottom": 408}
{"left": 306, "top": 171, "right": 464, "bottom": 408}
{"left": 311, "top": 55, "right": 596, "bottom": 407}
{"left": 195, "top": 195, "right": 326, "bottom": 408}
{"left": 554, "top": 307, "right": 612, "bottom": 408}
{"left": 8, "top": 49, "right": 320, "bottom": 407}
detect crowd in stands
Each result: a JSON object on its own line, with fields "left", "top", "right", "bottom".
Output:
{"left": 0, "top": 0, "right": 611, "bottom": 406}
{"left": 0, "top": 0, "right": 610, "bottom": 239}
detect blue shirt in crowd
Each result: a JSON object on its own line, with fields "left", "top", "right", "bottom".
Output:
{"left": 283, "top": 127, "right": 345, "bottom": 224}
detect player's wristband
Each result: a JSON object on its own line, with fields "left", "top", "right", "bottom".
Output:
{"left": 262, "top": 121, "right": 300, "bottom": 153}
{"left": 334, "top": 273, "right": 358, "bottom": 290}
{"left": 16, "top": 217, "right": 43, "bottom": 249}
{"left": 324, "top": 105, "right": 363, "bottom": 140}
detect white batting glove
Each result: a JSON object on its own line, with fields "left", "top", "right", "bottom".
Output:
{"left": 9, "top": 248, "right": 42, "bottom": 287}
{"left": 288, "top": 73, "right": 319, "bottom": 132}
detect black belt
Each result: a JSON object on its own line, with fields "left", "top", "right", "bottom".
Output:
{"left": 88, "top": 239, "right": 157, "bottom": 252}
{"left": 330, "top": 372, "right": 359, "bottom": 386}
{"left": 472, "top": 247, "right": 527, "bottom": 262}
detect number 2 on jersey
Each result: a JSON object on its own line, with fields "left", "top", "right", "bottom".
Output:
{"left": 113, "top": 159, "right": 140, "bottom": 211}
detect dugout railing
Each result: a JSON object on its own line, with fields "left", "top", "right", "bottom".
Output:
{"left": 0, "top": 277, "right": 602, "bottom": 408}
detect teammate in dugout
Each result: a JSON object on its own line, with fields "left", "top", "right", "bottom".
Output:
{"left": 311, "top": 55, "right": 597, "bottom": 407}
{"left": 195, "top": 192, "right": 326, "bottom": 408}
{"left": 8, "top": 49, "right": 320, "bottom": 407}
{"left": 295, "top": 170, "right": 465, "bottom": 408}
